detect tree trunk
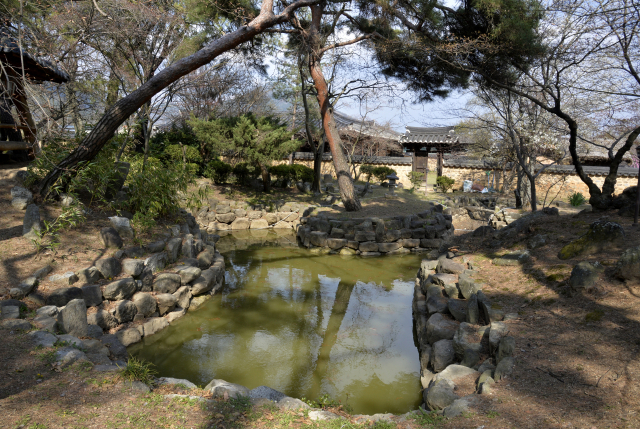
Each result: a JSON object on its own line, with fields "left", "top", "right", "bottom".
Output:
{"left": 528, "top": 173, "right": 537, "bottom": 212}
{"left": 307, "top": 4, "right": 361, "bottom": 211}
{"left": 37, "top": 0, "right": 319, "bottom": 196}
{"left": 312, "top": 137, "right": 325, "bottom": 194}
{"left": 259, "top": 163, "right": 271, "bottom": 193}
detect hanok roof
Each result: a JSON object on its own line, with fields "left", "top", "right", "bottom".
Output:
{"left": 400, "top": 126, "right": 470, "bottom": 145}
{"left": 0, "top": 26, "right": 69, "bottom": 83}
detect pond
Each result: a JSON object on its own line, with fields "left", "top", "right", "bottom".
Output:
{"left": 129, "top": 236, "right": 423, "bottom": 415}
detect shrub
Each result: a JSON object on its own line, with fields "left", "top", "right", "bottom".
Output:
{"left": 436, "top": 175, "right": 455, "bottom": 193}
{"left": 360, "top": 165, "right": 375, "bottom": 182}
{"left": 290, "top": 164, "right": 314, "bottom": 182}
{"left": 205, "top": 160, "right": 233, "bottom": 184}
{"left": 569, "top": 192, "right": 586, "bottom": 206}
{"left": 371, "top": 166, "right": 397, "bottom": 182}
{"left": 268, "top": 164, "right": 294, "bottom": 187}
{"left": 407, "top": 171, "right": 426, "bottom": 189}
{"left": 232, "top": 162, "right": 259, "bottom": 185}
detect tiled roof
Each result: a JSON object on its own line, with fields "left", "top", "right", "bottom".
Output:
{"left": 290, "top": 152, "right": 412, "bottom": 165}
{"left": 444, "top": 157, "right": 639, "bottom": 176}
{"left": 0, "top": 26, "right": 69, "bottom": 83}
{"left": 400, "top": 126, "right": 470, "bottom": 145}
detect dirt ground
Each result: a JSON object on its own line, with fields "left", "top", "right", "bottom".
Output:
{"left": 3, "top": 163, "right": 640, "bottom": 428}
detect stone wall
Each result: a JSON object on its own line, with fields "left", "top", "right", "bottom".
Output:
{"left": 413, "top": 255, "right": 517, "bottom": 414}
{"left": 296, "top": 202, "right": 454, "bottom": 256}
{"left": 443, "top": 164, "right": 638, "bottom": 199}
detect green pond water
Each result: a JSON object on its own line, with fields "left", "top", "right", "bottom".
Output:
{"left": 129, "top": 240, "right": 423, "bottom": 415}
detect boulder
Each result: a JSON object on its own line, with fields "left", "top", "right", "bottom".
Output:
{"left": 569, "top": 261, "right": 603, "bottom": 291}
{"left": 54, "top": 347, "right": 88, "bottom": 368}
{"left": 113, "top": 300, "right": 137, "bottom": 323}
{"left": 437, "top": 259, "right": 465, "bottom": 275}
{"left": 558, "top": 219, "right": 625, "bottom": 260}
{"left": 197, "top": 250, "right": 214, "bottom": 269}
{"left": 430, "top": 339, "right": 455, "bottom": 373}
{"left": 616, "top": 246, "right": 640, "bottom": 280}
{"left": 11, "top": 185, "right": 33, "bottom": 209}
{"left": 447, "top": 299, "right": 467, "bottom": 322}
{"left": 95, "top": 257, "right": 121, "bottom": 279}
{"left": 173, "top": 286, "right": 192, "bottom": 310}
{"left": 165, "top": 237, "right": 183, "bottom": 263}
{"left": 426, "top": 295, "right": 449, "bottom": 315}
{"left": 191, "top": 268, "right": 217, "bottom": 296}
{"left": 100, "top": 334, "right": 128, "bottom": 361}
{"left": 23, "top": 204, "right": 42, "bottom": 239}
{"left": 100, "top": 227, "right": 123, "bottom": 249}
{"left": 457, "top": 273, "right": 480, "bottom": 299}
{"left": 453, "top": 323, "right": 488, "bottom": 359}
{"left": 132, "top": 292, "right": 157, "bottom": 317}
{"left": 158, "top": 377, "right": 198, "bottom": 390}
{"left": 49, "top": 271, "right": 79, "bottom": 285}
{"left": 156, "top": 293, "right": 177, "bottom": 315}
{"left": 326, "top": 238, "right": 347, "bottom": 250}
{"left": 231, "top": 218, "right": 251, "bottom": 230}
{"left": 88, "top": 309, "right": 118, "bottom": 330}
{"left": 77, "top": 267, "right": 102, "bottom": 284}
{"left": 176, "top": 266, "right": 201, "bottom": 284}
{"left": 143, "top": 317, "right": 169, "bottom": 336}
{"left": 58, "top": 299, "right": 88, "bottom": 337}
{"left": 250, "top": 219, "right": 269, "bottom": 229}
{"left": 466, "top": 294, "right": 480, "bottom": 324}
{"left": 122, "top": 259, "right": 145, "bottom": 277}
{"left": 309, "top": 231, "right": 328, "bottom": 247}
{"left": 47, "top": 287, "right": 84, "bottom": 307}
{"left": 153, "top": 273, "right": 181, "bottom": 294}
{"left": 103, "top": 278, "right": 136, "bottom": 301}
{"left": 1, "top": 319, "right": 31, "bottom": 330}
{"left": 116, "top": 328, "right": 142, "bottom": 347}
{"left": 205, "top": 379, "right": 250, "bottom": 399}
{"left": 424, "top": 379, "right": 458, "bottom": 410}
{"left": 489, "top": 322, "right": 508, "bottom": 354}
{"left": 308, "top": 411, "right": 342, "bottom": 421}
{"left": 27, "top": 330, "right": 58, "bottom": 348}
{"left": 528, "top": 234, "right": 548, "bottom": 250}
{"left": 494, "top": 356, "right": 515, "bottom": 381}
{"left": 81, "top": 285, "right": 103, "bottom": 307}
{"left": 443, "top": 395, "right": 481, "bottom": 418}
{"left": 472, "top": 226, "right": 494, "bottom": 238}
{"left": 424, "top": 313, "right": 458, "bottom": 347}
{"left": 10, "top": 278, "right": 38, "bottom": 299}
{"left": 433, "top": 364, "right": 479, "bottom": 384}
{"left": 378, "top": 242, "right": 401, "bottom": 253}
{"left": 1, "top": 305, "right": 19, "bottom": 319}
{"left": 497, "top": 336, "right": 516, "bottom": 363}
{"left": 145, "top": 252, "right": 168, "bottom": 273}
{"left": 108, "top": 216, "right": 134, "bottom": 239}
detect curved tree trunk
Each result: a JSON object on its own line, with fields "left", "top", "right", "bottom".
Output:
{"left": 307, "top": 4, "right": 361, "bottom": 211}
{"left": 37, "top": 0, "right": 320, "bottom": 197}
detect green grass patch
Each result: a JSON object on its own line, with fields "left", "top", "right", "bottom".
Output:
{"left": 119, "top": 357, "right": 157, "bottom": 385}
{"left": 585, "top": 310, "right": 604, "bottom": 323}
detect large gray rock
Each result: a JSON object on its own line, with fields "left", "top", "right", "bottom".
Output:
{"left": 47, "top": 287, "right": 83, "bottom": 307}
{"left": 489, "top": 322, "right": 508, "bottom": 354}
{"left": 458, "top": 273, "right": 480, "bottom": 299}
{"left": 10, "top": 277, "right": 38, "bottom": 299}
{"left": 58, "top": 299, "right": 88, "bottom": 337}
{"left": 173, "top": 286, "right": 191, "bottom": 310}
{"left": 528, "top": 234, "right": 548, "bottom": 250}
{"left": 145, "top": 252, "right": 168, "bottom": 273}
{"left": 569, "top": 261, "right": 603, "bottom": 291}
{"left": 157, "top": 377, "right": 198, "bottom": 389}
{"left": 77, "top": 267, "right": 102, "bottom": 284}
{"left": 1, "top": 305, "right": 19, "bottom": 319}
{"left": 182, "top": 235, "right": 196, "bottom": 259}
{"left": 426, "top": 313, "right": 459, "bottom": 345}
{"left": 11, "top": 185, "right": 33, "bottom": 209}
{"left": 430, "top": 339, "right": 455, "bottom": 372}
{"left": 103, "top": 278, "right": 136, "bottom": 300}
{"left": 113, "top": 300, "right": 137, "bottom": 323}
{"left": 1, "top": 319, "right": 32, "bottom": 330}
{"left": 95, "top": 258, "right": 121, "bottom": 279}
{"left": 109, "top": 216, "right": 134, "bottom": 239}
{"left": 205, "top": 379, "right": 250, "bottom": 399}
{"left": 248, "top": 386, "right": 286, "bottom": 401}
{"left": 27, "top": 330, "right": 58, "bottom": 348}
{"left": 100, "top": 227, "right": 123, "bottom": 249}
{"left": 153, "top": 273, "right": 181, "bottom": 294}
{"left": 426, "top": 295, "right": 449, "bottom": 315}
{"left": 23, "top": 204, "right": 42, "bottom": 239}
{"left": 191, "top": 268, "right": 217, "bottom": 296}
{"left": 176, "top": 266, "right": 201, "bottom": 284}
{"left": 100, "top": 334, "right": 128, "bottom": 360}
{"left": 165, "top": 237, "right": 183, "bottom": 263}
{"left": 54, "top": 347, "right": 88, "bottom": 368}
{"left": 116, "top": 328, "right": 142, "bottom": 347}
{"left": 616, "top": 245, "right": 640, "bottom": 280}
{"left": 88, "top": 309, "right": 118, "bottom": 330}
{"left": 434, "top": 364, "right": 479, "bottom": 384}
{"left": 494, "top": 356, "right": 515, "bottom": 381}
{"left": 156, "top": 293, "right": 177, "bottom": 315}
{"left": 132, "top": 292, "right": 157, "bottom": 317}
{"left": 424, "top": 378, "right": 459, "bottom": 410}
{"left": 308, "top": 411, "right": 343, "bottom": 421}
{"left": 122, "top": 259, "right": 145, "bottom": 277}
{"left": 143, "top": 317, "right": 169, "bottom": 336}
{"left": 497, "top": 336, "right": 516, "bottom": 363}
{"left": 81, "top": 284, "right": 103, "bottom": 307}
{"left": 453, "top": 322, "right": 488, "bottom": 359}
{"left": 443, "top": 395, "right": 481, "bottom": 418}
{"left": 448, "top": 299, "right": 468, "bottom": 322}
{"left": 437, "top": 259, "right": 465, "bottom": 275}
{"left": 466, "top": 294, "right": 480, "bottom": 324}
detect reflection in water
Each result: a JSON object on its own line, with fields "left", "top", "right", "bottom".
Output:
{"left": 129, "top": 244, "right": 422, "bottom": 414}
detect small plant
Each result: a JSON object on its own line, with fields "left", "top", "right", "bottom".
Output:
{"left": 486, "top": 410, "right": 500, "bottom": 418}
{"left": 407, "top": 171, "right": 426, "bottom": 190}
{"left": 359, "top": 165, "right": 375, "bottom": 182}
{"left": 411, "top": 409, "right": 445, "bottom": 426}
{"left": 436, "top": 175, "right": 455, "bottom": 193}
{"left": 585, "top": 309, "right": 604, "bottom": 322}
{"left": 31, "top": 204, "right": 86, "bottom": 254}
{"left": 568, "top": 192, "right": 586, "bottom": 206}
{"left": 119, "top": 357, "right": 157, "bottom": 385}
{"left": 372, "top": 166, "right": 397, "bottom": 183}
{"left": 302, "top": 394, "right": 352, "bottom": 413}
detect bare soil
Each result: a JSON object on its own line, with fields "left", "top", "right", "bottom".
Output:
{"left": 3, "top": 164, "right": 640, "bottom": 428}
